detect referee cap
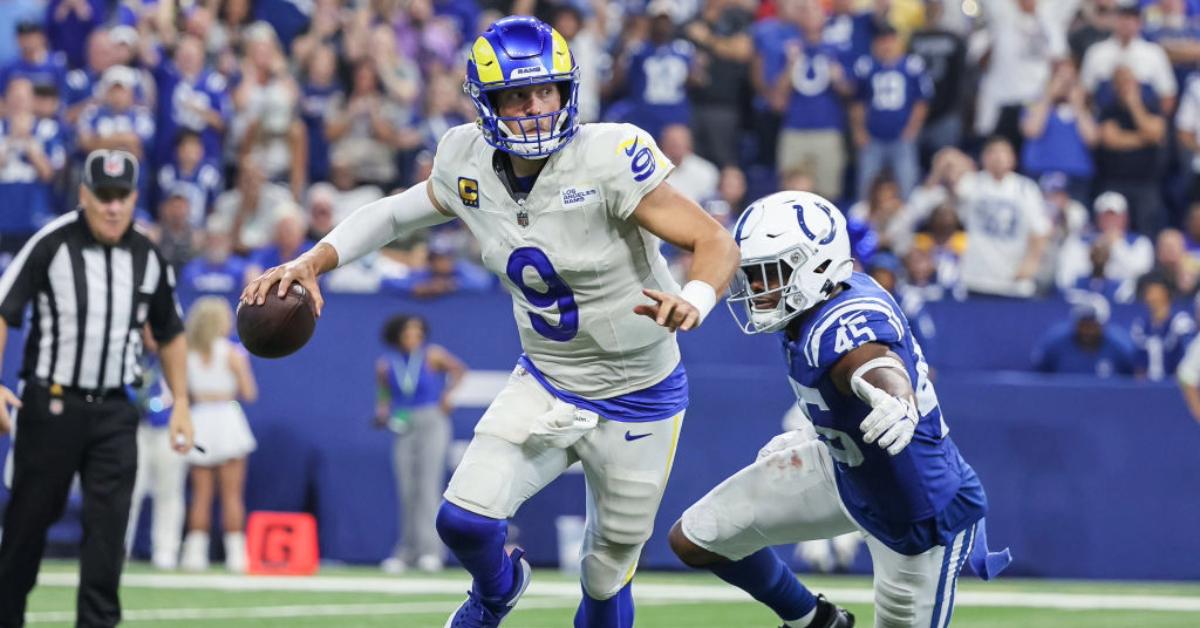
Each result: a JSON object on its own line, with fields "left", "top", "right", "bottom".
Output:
{"left": 83, "top": 150, "right": 139, "bottom": 195}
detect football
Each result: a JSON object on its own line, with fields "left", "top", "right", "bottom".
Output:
{"left": 236, "top": 282, "right": 317, "bottom": 359}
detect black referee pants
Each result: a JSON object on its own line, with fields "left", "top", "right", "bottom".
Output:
{"left": 0, "top": 382, "right": 139, "bottom": 628}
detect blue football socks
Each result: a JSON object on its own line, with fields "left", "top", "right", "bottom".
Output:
{"left": 435, "top": 501, "right": 514, "bottom": 601}
{"left": 709, "top": 548, "right": 816, "bottom": 623}
{"left": 574, "top": 581, "right": 634, "bottom": 628}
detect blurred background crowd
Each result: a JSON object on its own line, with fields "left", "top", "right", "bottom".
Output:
{"left": 3, "top": 0, "right": 1200, "bottom": 384}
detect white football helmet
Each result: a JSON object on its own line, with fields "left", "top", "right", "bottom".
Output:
{"left": 726, "top": 190, "right": 854, "bottom": 334}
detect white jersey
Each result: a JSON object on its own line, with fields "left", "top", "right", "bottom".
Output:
{"left": 429, "top": 122, "right": 680, "bottom": 399}
{"left": 955, "top": 171, "right": 1051, "bottom": 297}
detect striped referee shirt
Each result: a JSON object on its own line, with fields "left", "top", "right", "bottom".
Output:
{"left": 0, "top": 211, "right": 184, "bottom": 390}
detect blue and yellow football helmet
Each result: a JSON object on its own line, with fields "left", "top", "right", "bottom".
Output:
{"left": 464, "top": 16, "right": 580, "bottom": 159}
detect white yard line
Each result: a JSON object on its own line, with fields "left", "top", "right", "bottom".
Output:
{"left": 32, "top": 571, "right": 1200, "bottom": 616}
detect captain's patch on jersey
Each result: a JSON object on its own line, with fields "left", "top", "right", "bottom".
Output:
{"left": 458, "top": 177, "right": 480, "bottom": 208}
{"left": 560, "top": 185, "right": 600, "bottom": 208}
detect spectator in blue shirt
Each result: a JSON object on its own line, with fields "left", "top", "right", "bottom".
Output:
{"left": 150, "top": 35, "right": 230, "bottom": 175}
{"left": 299, "top": 45, "right": 342, "bottom": 185}
{"left": 1032, "top": 299, "right": 1137, "bottom": 377}
{"left": 1144, "top": 0, "right": 1200, "bottom": 91}
{"left": 851, "top": 24, "right": 932, "bottom": 201}
{"left": 1, "top": 21, "right": 68, "bottom": 94}
{"left": 1069, "top": 239, "right": 1137, "bottom": 304}
{"left": 180, "top": 229, "right": 250, "bottom": 295}
{"left": 246, "top": 210, "right": 315, "bottom": 278}
{"left": 604, "top": 0, "right": 697, "bottom": 142}
{"left": 157, "top": 130, "right": 222, "bottom": 228}
{"left": 0, "top": 78, "right": 63, "bottom": 233}
{"left": 383, "top": 240, "right": 494, "bottom": 298}
{"left": 63, "top": 28, "right": 113, "bottom": 125}
{"left": 867, "top": 251, "right": 939, "bottom": 365}
{"left": 1131, "top": 272, "right": 1196, "bottom": 380}
{"left": 0, "top": 2, "right": 43, "bottom": 68}
{"left": 824, "top": 0, "right": 883, "bottom": 68}
{"left": 77, "top": 65, "right": 155, "bottom": 161}
{"left": 1020, "top": 61, "right": 1098, "bottom": 202}
{"left": 771, "top": 0, "right": 853, "bottom": 203}
{"left": 46, "top": 0, "right": 107, "bottom": 70}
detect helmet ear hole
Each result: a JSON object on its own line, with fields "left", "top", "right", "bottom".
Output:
{"left": 814, "top": 259, "right": 831, "bottom": 274}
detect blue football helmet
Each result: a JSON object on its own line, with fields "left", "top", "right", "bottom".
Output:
{"left": 464, "top": 16, "right": 580, "bottom": 159}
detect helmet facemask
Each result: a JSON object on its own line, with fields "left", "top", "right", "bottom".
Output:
{"left": 467, "top": 76, "right": 580, "bottom": 159}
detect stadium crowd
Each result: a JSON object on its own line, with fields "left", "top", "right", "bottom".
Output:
{"left": 2, "top": 0, "right": 1200, "bottom": 382}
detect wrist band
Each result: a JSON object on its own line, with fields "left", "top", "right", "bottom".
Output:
{"left": 679, "top": 280, "right": 718, "bottom": 324}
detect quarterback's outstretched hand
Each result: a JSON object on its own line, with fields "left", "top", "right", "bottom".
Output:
{"left": 851, "top": 376, "right": 918, "bottom": 456}
{"left": 241, "top": 245, "right": 336, "bottom": 317}
{"left": 634, "top": 288, "right": 701, "bottom": 332}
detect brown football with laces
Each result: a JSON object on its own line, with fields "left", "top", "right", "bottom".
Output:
{"left": 236, "top": 282, "right": 317, "bottom": 358}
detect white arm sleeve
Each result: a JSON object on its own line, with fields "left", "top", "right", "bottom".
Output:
{"left": 320, "top": 181, "right": 454, "bottom": 268}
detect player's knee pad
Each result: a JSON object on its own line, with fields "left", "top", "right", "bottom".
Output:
{"left": 679, "top": 500, "right": 753, "bottom": 552}
{"left": 434, "top": 500, "right": 506, "bottom": 551}
{"left": 873, "top": 577, "right": 918, "bottom": 627}
{"left": 580, "top": 541, "right": 642, "bottom": 600}
{"left": 592, "top": 472, "right": 662, "bottom": 546}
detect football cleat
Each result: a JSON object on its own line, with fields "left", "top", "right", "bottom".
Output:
{"left": 444, "top": 547, "right": 532, "bottom": 628}
{"left": 778, "top": 594, "right": 855, "bottom": 628}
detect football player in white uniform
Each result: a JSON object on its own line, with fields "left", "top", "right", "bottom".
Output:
{"left": 242, "top": 15, "right": 739, "bottom": 628}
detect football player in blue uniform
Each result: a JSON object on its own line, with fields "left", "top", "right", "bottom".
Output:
{"left": 668, "top": 191, "right": 1009, "bottom": 628}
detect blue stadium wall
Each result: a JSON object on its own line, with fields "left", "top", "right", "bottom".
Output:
{"left": 2, "top": 291, "right": 1198, "bottom": 581}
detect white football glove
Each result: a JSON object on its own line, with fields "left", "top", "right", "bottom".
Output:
{"left": 850, "top": 376, "right": 919, "bottom": 456}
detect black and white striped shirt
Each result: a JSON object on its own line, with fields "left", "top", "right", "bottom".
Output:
{"left": 0, "top": 211, "right": 184, "bottom": 390}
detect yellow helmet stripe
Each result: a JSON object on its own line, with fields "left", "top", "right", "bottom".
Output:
{"left": 471, "top": 36, "right": 504, "bottom": 84}
{"left": 550, "top": 29, "right": 572, "bottom": 74}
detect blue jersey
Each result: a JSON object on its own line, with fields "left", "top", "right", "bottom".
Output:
{"left": 300, "top": 82, "right": 341, "bottom": 182}
{"left": 784, "top": 272, "right": 985, "bottom": 555}
{"left": 153, "top": 64, "right": 230, "bottom": 166}
{"left": 179, "top": 256, "right": 248, "bottom": 294}
{"left": 157, "top": 160, "right": 222, "bottom": 227}
{"left": 823, "top": 11, "right": 877, "bottom": 68}
{"left": 622, "top": 39, "right": 693, "bottom": 138}
{"left": 0, "top": 116, "right": 68, "bottom": 182}
{"left": 45, "top": 0, "right": 107, "bottom": 69}
{"left": 751, "top": 19, "right": 801, "bottom": 109}
{"left": 1131, "top": 310, "right": 1196, "bottom": 381}
{"left": 0, "top": 52, "right": 68, "bottom": 93}
{"left": 853, "top": 54, "right": 933, "bottom": 141}
{"left": 1020, "top": 103, "right": 1095, "bottom": 179}
{"left": 1032, "top": 322, "right": 1137, "bottom": 377}
{"left": 782, "top": 41, "right": 847, "bottom": 131}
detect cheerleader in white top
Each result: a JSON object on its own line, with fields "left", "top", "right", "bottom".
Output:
{"left": 179, "top": 297, "right": 259, "bottom": 573}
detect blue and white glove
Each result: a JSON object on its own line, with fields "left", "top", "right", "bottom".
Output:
{"left": 850, "top": 376, "right": 919, "bottom": 456}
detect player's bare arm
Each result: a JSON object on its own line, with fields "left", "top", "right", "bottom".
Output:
{"left": 631, "top": 181, "right": 739, "bottom": 332}
{"left": 241, "top": 181, "right": 455, "bottom": 315}
{"left": 830, "top": 342, "right": 920, "bottom": 456}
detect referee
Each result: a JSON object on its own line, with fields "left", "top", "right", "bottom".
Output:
{"left": 0, "top": 149, "right": 194, "bottom": 627}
